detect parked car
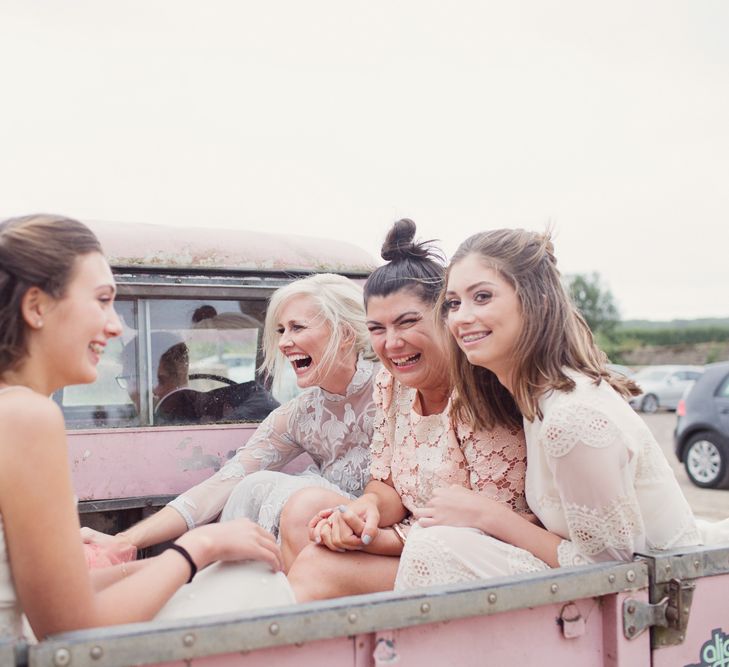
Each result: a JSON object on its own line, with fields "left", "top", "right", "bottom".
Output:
{"left": 628, "top": 364, "right": 704, "bottom": 413}
{"left": 674, "top": 361, "right": 729, "bottom": 489}
{"left": 606, "top": 363, "right": 634, "bottom": 378}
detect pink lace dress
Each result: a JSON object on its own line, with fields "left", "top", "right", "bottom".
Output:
{"left": 367, "top": 369, "right": 530, "bottom": 589}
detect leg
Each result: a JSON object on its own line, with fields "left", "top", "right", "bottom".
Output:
{"left": 221, "top": 471, "right": 350, "bottom": 540}
{"left": 287, "top": 543, "right": 399, "bottom": 602}
{"left": 279, "top": 487, "right": 350, "bottom": 571}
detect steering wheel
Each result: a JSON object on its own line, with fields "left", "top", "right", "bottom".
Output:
{"left": 189, "top": 373, "right": 237, "bottom": 386}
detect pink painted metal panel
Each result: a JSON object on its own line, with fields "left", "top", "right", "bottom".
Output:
{"left": 152, "top": 636, "right": 360, "bottom": 667}
{"left": 372, "top": 596, "right": 627, "bottom": 667}
{"left": 653, "top": 574, "right": 729, "bottom": 667}
{"left": 68, "top": 425, "right": 312, "bottom": 500}
{"left": 88, "top": 221, "right": 376, "bottom": 274}
{"left": 601, "top": 590, "right": 651, "bottom": 667}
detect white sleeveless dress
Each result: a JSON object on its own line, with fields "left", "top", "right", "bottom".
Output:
{"left": 0, "top": 387, "right": 26, "bottom": 638}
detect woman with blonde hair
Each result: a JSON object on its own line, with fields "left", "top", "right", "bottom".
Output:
{"left": 95, "top": 271, "right": 378, "bottom": 563}
{"left": 0, "top": 214, "right": 284, "bottom": 638}
{"left": 395, "top": 227, "right": 727, "bottom": 588}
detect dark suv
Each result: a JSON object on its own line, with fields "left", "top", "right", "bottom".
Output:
{"left": 674, "top": 361, "right": 729, "bottom": 488}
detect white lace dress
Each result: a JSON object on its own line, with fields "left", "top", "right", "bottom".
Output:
{"left": 169, "top": 357, "right": 377, "bottom": 537}
{"left": 367, "top": 369, "right": 532, "bottom": 590}
{"left": 396, "top": 371, "right": 708, "bottom": 590}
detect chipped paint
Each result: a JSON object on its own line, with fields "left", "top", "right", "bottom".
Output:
{"left": 86, "top": 220, "right": 377, "bottom": 274}
{"left": 177, "top": 445, "right": 223, "bottom": 472}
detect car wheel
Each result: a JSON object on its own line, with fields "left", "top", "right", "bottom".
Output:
{"left": 641, "top": 394, "right": 659, "bottom": 413}
{"left": 684, "top": 432, "right": 729, "bottom": 489}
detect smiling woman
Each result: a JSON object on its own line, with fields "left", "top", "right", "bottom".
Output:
{"left": 0, "top": 214, "right": 287, "bottom": 640}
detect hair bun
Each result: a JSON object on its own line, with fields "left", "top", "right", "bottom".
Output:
{"left": 381, "top": 218, "right": 431, "bottom": 262}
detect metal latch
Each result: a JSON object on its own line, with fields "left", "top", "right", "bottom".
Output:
{"left": 623, "top": 577, "right": 696, "bottom": 645}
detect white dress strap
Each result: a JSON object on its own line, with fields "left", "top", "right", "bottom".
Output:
{"left": 0, "top": 385, "right": 30, "bottom": 397}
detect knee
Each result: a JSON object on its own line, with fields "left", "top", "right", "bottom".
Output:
{"left": 280, "top": 487, "right": 335, "bottom": 535}
{"left": 287, "top": 544, "right": 329, "bottom": 601}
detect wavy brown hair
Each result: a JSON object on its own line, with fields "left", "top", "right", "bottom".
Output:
{"left": 442, "top": 228, "right": 640, "bottom": 429}
{"left": 0, "top": 214, "right": 102, "bottom": 374}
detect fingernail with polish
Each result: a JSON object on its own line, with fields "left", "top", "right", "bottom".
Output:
{"left": 362, "top": 534, "right": 372, "bottom": 545}
{"left": 315, "top": 536, "right": 321, "bottom": 544}
{"left": 337, "top": 505, "right": 347, "bottom": 513}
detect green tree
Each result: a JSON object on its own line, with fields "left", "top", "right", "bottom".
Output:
{"left": 566, "top": 272, "right": 620, "bottom": 337}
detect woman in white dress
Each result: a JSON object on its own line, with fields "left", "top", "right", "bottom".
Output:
{"left": 396, "top": 227, "right": 727, "bottom": 590}
{"left": 0, "top": 214, "right": 285, "bottom": 639}
{"left": 103, "top": 272, "right": 377, "bottom": 567}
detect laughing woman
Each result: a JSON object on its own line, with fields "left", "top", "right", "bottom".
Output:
{"left": 0, "top": 215, "right": 285, "bottom": 638}
{"left": 99, "top": 272, "right": 377, "bottom": 555}
{"left": 396, "top": 228, "right": 729, "bottom": 589}
{"left": 282, "top": 219, "right": 531, "bottom": 600}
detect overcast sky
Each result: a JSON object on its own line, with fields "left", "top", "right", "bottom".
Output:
{"left": 1, "top": 1, "right": 727, "bottom": 320}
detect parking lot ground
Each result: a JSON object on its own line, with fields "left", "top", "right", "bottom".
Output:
{"left": 642, "top": 411, "right": 729, "bottom": 521}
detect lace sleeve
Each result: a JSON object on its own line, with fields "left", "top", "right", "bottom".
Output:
{"left": 370, "top": 369, "right": 395, "bottom": 481}
{"left": 457, "top": 421, "right": 530, "bottom": 515}
{"left": 541, "top": 402, "right": 645, "bottom": 566}
{"left": 168, "top": 400, "right": 304, "bottom": 529}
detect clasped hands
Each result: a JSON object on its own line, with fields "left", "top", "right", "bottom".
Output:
{"left": 308, "top": 486, "right": 512, "bottom": 553}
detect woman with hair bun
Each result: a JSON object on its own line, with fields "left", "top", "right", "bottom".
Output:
{"left": 282, "top": 219, "right": 532, "bottom": 600}
{"left": 395, "top": 227, "right": 729, "bottom": 588}
{"left": 0, "top": 214, "right": 287, "bottom": 639}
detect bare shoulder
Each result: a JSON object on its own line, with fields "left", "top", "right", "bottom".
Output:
{"left": 0, "top": 389, "right": 65, "bottom": 457}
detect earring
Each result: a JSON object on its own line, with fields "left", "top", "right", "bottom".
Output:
{"left": 36, "top": 320, "right": 43, "bottom": 328}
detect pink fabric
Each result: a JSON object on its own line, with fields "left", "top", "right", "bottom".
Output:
{"left": 83, "top": 541, "right": 136, "bottom": 569}
{"left": 370, "top": 368, "right": 530, "bottom": 515}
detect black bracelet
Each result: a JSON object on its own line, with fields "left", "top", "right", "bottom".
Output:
{"left": 167, "top": 543, "right": 197, "bottom": 583}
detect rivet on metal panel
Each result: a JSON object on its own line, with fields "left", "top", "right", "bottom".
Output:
{"left": 182, "top": 633, "right": 195, "bottom": 647}
{"left": 627, "top": 626, "right": 636, "bottom": 637}
{"left": 269, "top": 622, "right": 280, "bottom": 636}
{"left": 665, "top": 564, "right": 672, "bottom": 573}
{"left": 608, "top": 574, "right": 616, "bottom": 584}
{"left": 693, "top": 560, "right": 700, "bottom": 570}
{"left": 679, "top": 635, "right": 685, "bottom": 642}
{"left": 90, "top": 646, "right": 103, "bottom": 660}
{"left": 348, "top": 612, "right": 358, "bottom": 624}
{"left": 420, "top": 602, "right": 431, "bottom": 614}
{"left": 627, "top": 604, "right": 636, "bottom": 615}
{"left": 626, "top": 570, "right": 636, "bottom": 583}
{"left": 488, "top": 593, "right": 497, "bottom": 604}
{"left": 53, "top": 648, "right": 71, "bottom": 667}
{"left": 550, "top": 584, "right": 558, "bottom": 594}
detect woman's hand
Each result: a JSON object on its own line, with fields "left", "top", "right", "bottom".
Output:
{"left": 413, "top": 485, "right": 513, "bottom": 532}
{"left": 181, "top": 518, "right": 283, "bottom": 572}
{"left": 308, "top": 495, "right": 381, "bottom": 552}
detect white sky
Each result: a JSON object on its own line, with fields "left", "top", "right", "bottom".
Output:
{"left": 1, "top": 1, "right": 727, "bottom": 320}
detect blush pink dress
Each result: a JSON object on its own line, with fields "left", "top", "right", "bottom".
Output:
{"left": 367, "top": 369, "right": 531, "bottom": 589}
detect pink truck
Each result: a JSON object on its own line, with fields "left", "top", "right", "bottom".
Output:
{"left": 10, "top": 222, "right": 727, "bottom": 667}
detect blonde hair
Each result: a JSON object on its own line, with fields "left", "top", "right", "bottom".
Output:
{"left": 261, "top": 273, "right": 372, "bottom": 382}
{"left": 442, "top": 228, "right": 640, "bottom": 429}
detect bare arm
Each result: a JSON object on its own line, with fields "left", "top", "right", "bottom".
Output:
{"left": 115, "top": 506, "right": 188, "bottom": 550}
{"left": 113, "top": 402, "right": 304, "bottom": 549}
{"left": 0, "top": 395, "right": 281, "bottom": 639}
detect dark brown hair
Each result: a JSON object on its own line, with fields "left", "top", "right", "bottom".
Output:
{"left": 0, "top": 214, "right": 102, "bottom": 373}
{"left": 442, "top": 228, "right": 640, "bottom": 429}
{"left": 363, "top": 219, "right": 445, "bottom": 307}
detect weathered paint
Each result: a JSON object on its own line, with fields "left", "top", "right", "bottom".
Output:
{"left": 68, "top": 425, "right": 312, "bottom": 500}
{"left": 653, "top": 574, "right": 729, "bottom": 667}
{"left": 88, "top": 221, "right": 377, "bottom": 274}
